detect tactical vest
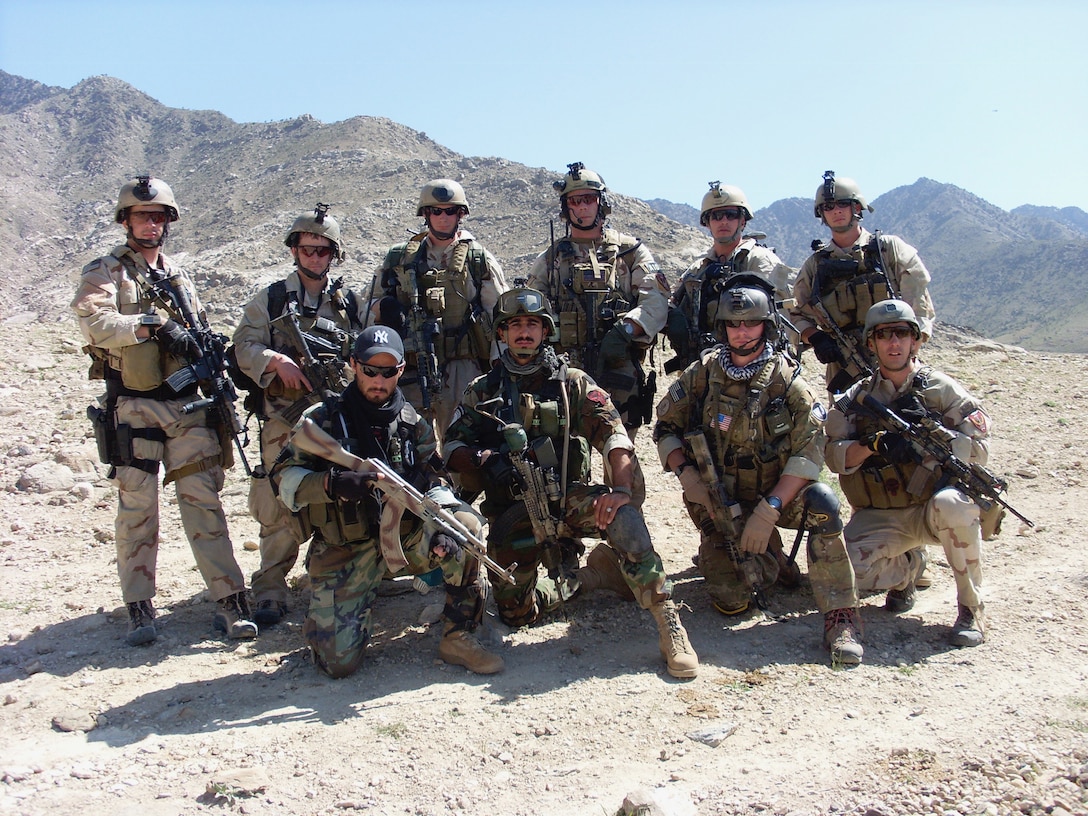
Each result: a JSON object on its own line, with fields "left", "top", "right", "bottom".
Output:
{"left": 692, "top": 352, "right": 799, "bottom": 503}
{"left": 812, "top": 237, "right": 895, "bottom": 334}
{"left": 549, "top": 228, "right": 639, "bottom": 355}
{"left": 300, "top": 402, "right": 424, "bottom": 546}
{"left": 681, "top": 249, "right": 753, "bottom": 335}
{"left": 383, "top": 235, "right": 490, "bottom": 364}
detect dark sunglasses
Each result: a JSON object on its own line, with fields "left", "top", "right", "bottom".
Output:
{"left": 709, "top": 208, "right": 744, "bottom": 222}
{"left": 819, "top": 200, "right": 855, "bottom": 213}
{"left": 426, "top": 206, "right": 461, "bottom": 217}
{"left": 566, "top": 193, "right": 599, "bottom": 207}
{"left": 129, "top": 211, "right": 170, "bottom": 225}
{"left": 725, "top": 319, "right": 763, "bottom": 328}
{"left": 871, "top": 326, "right": 916, "bottom": 341}
{"left": 298, "top": 245, "right": 333, "bottom": 258}
{"left": 358, "top": 363, "right": 402, "bottom": 379}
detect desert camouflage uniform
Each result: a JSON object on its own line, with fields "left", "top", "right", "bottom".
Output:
{"left": 444, "top": 356, "right": 666, "bottom": 626}
{"left": 654, "top": 347, "right": 857, "bottom": 614}
{"left": 378, "top": 229, "right": 507, "bottom": 441}
{"left": 232, "top": 271, "right": 366, "bottom": 608}
{"left": 71, "top": 244, "right": 246, "bottom": 603}
{"left": 273, "top": 389, "right": 485, "bottom": 678}
{"left": 528, "top": 229, "right": 669, "bottom": 431}
{"left": 825, "top": 364, "right": 990, "bottom": 610}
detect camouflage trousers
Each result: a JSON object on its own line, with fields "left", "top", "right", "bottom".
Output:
{"left": 401, "top": 357, "right": 487, "bottom": 450}
{"left": 486, "top": 482, "right": 667, "bottom": 627}
{"left": 686, "top": 484, "right": 858, "bottom": 615}
{"left": 304, "top": 507, "right": 486, "bottom": 679}
{"left": 845, "top": 488, "right": 983, "bottom": 610}
{"left": 112, "top": 395, "right": 246, "bottom": 604}
{"left": 248, "top": 411, "right": 304, "bottom": 604}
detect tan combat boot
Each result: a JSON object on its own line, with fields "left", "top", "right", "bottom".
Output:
{"left": 823, "top": 607, "right": 863, "bottom": 666}
{"left": 213, "top": 592, "right": 258, "bottom": 640}
{"left": 650, "top": 600, "right": 699, "bottom": 679}
{"left": 438, "top": 625, "right": 505, "bottom": 674}
{"left": 950, "top": 604, "right": 985, "bottom": 647}
{"left": 576, "top": 544, "right": 636, "bottom": 601}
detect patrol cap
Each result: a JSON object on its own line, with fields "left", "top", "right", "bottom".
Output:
{"left": 352, "top": 326, "right": 405, "bottom": 364}
{"left": 863, "top": 299, "right": 921, "bottom": 341}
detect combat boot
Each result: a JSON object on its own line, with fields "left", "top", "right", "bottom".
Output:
{"left": 649, "top": 600, "right": 699, "bottom": 679}
{"left": 213, "top": 592, "right": 258, "bottom": 640}
{"left": 576, "top": 544, "right": 636, "bottom": 601}
{"left": 823, "top": 607, "right": 864, "bottom": 666}
{"left": 126, "top": 600, "right": 157, "bottom": 646}
{"left": 438, "top": 624, "right": 505, "bottom": 674}
{"left": 253, "top": 599, "right": 287, "bottom": 627}
{"left": 885, "top": 548, "right": 927, "bottom": 614}
{"left": 950, "top": 604, "right": 985, "bottom": 647}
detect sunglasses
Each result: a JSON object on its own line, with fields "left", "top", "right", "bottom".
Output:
{"left": 129, "top": 211, "right": 170, "bottom": 225}
{"left": 426, "top": 206, "right": 461, "bottom": 217}
{"left": 725, "top": 319, "right": 763, "bottom": 328}
{"left": 298, "top": 245, "right": 333, "bottom": 258}
{"left": 358, "top": 363, "right": 402, "bottom": 379}
{"left": 871, "top": 326, "right": 916, "bottom": 341}
{"left": 709, "top": 208, "right": 744, "bottom": 222}
{"left": 566, "top": 193, "right": 599, "bottom": 207}
{"left": 819, "top": 200, "right": 855, "bottom": 213}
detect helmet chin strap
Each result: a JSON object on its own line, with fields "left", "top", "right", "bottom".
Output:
{"left": 296, "top": 263, "right": 329, "bottom": 282}
{"left": 128, "top": 224, "right": 168, "bottom": 249}
{"left": 426, "top": 215, "right": 460, "bottom": 241}
{"left": 730, "top": 333, "right": 766, "bottom": 356}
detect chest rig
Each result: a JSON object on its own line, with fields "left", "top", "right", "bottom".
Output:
{"left": 813, "top": 236, "right": 896, "bottom": 335}
{"left": 682, "top": 249, "right": 753, "bottom": 336}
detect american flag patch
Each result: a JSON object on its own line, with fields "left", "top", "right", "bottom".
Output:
{"left": 669, "top": 381, "right": 686, "bottom": 401}
{"left": 712, "top": 413, "right": 732, "bottom": 432}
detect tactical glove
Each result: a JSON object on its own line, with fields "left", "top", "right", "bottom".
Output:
{"left": 677, "top": 465, "right": 714, "bottom": 512}
{"left": 866, "top": 431, "right": 913, "bottom": 464}
{"left": 599, "top": 323, "right": 633, "bottom": 370}
{"left": 156, "top": 319, "right": 203, "bottom": 362}
{"left": 808, "top": 330, "right": 841, "bottom": 365}
{"left": 892, "top": 393, "right": 929, "bottom": 425}
{"left": 740, "top": 498, "right": 781, "bottom": 554}
{"left": 429, "top": 532, "right": 463, "bottom": 562}
{"left": 328, "top": 468, "right": 373, "bottom": 502}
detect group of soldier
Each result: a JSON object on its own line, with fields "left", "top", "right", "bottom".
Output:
{"left": 72, "top": 164, "right": 995, "bottom": 681}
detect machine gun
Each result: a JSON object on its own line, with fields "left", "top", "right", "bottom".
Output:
{"left": 145, "top": 270, "right": 253, "bottom": 476}
{"left": 854, "top": 394, "right": 1034, "bottom": 531}
{"left": 270, "top": 300, "right": 354, "bottom": 427}
{"left": 685, "top": 430, "right": 768, "bottom": 610}
{"left": 289, "top": 416, "right": 515, "bottom": 584}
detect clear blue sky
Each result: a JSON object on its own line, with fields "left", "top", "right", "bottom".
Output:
{"left": 3, "top": 0, "right": 1086, "bottom": 212}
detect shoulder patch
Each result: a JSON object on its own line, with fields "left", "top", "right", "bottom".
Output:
{"left": 668, "top": 380, "right": 686, "bottom": 402}
{"left": 587, "top": 388, "right": 610, "bottom": 406}
{"left": 966, "top": 408, "right": 990, "bottom": 435}
{"left": 811, "top": 402, "right": 828, "bottom": 422}
{"left": 654, "top": 270, "right": 669, "bottom": 290}
{"left": 655, "top": 395, "right": 671, "bottom": 416}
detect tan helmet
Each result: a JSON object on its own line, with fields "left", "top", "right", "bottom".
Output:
{"left": 863, "top": 299, "right": 920, "bottom": 342}
{"left": 715, "top": 274, "right": 779, "bottom": 343}
{"left": 114, "top": 176, "right": 179, "bottom": 223}
{"left": 699, "top": 181, "right": 752, "bottom": 226}
{"left": 493, "top": 286, "right": 557, "bottom": 336}
{"left": 416, "top": 179, "right": 469, "bottom": 216}
{"left": 814, "top": 170, "right": 873, "bottom": 219}
{"left": 284, "top": 203, "right": 345, "bottom": 262}
{"left": 553, "top": 162, "right": 613, "bottom": 220}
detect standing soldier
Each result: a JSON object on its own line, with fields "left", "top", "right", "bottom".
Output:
{"left": 272, "top": 327, "right": 503, "bottom": 678}
{"left": 375, "top": 179, "right": 507, "bottom": 443}
{"left": 825, "top": 300, "right": 990, "bottom": 646}
{"left": 444, "top": 286, "right": 698, "bottom": 679}
{"left": 654, "top": 275, "right": 863, "bottom": 665}
{"left": 790, "top": 171, "right": 936, "bottom": 394}
{"left": 666, "top": 182, "right": 795, "bottom": 372}
{"left": 72, "top": 176, "right": 257, "bottom": 645}
{"left": 528, "top": 162, "right": 670, "bottom": 436}
{"left": 231, "top": 204, "right": 367, "bottom": 627}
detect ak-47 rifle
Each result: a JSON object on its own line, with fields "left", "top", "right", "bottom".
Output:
{"left": 144, "top": 269, "right": 253, "bottom": 476}
{"left": 270, "top": 300, "right": 353, "bottom": 427}
{"left": 407, "top": 267, "right": 442, "bottom": 413}
{"left": 685, "top": 430, "right": 769, "bottom": 610}
{"left": 289, "top": 416, "right": 516, "bottom": 584}
{"left": 853, "top": 393, "right": 1034, "bottom": 529}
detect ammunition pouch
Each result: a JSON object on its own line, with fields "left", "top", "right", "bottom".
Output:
{"left": 82, "top": 345, "right": 108, "bottom": 381}
{"left": 980, "top": 502, "right": 1005, "bottom": 541}
{"left": 558, "top": 310, "right": 585, "bottom": 350}
{"left": 118, "top": 341, "right": 164, "bottom": 391}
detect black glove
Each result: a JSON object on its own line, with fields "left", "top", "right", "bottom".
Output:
{"left": 867, "top": 431, "right": 913, "bottom": 464}
{"left": 429, "top": 532, "right": 463, "bottom": 562}
{"left": 328, "top": 468, "right": 372, "bottom": 502}
{"left": 892, "top": 393, "right": 928, "bottom": 425}
{"left": 599, "top": 323, "right": 633, "bottom": 370}
{"left": 156, "top": 319, "right": 203, "bottom": 361}
{"left": 808, "top": 330, "right": 841, "bottom": 365}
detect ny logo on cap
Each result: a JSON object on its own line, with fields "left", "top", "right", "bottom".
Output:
{"left": 373, "top": 329, "right": 391, "bottom": 345}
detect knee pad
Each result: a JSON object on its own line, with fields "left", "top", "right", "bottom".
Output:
{"left": 606, "top": 505, "right": 653, "bottom": 557}
{"left": 802, "top": 482, "right": 843, "bottom": 535}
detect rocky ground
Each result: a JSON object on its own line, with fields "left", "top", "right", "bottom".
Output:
{"left": 0, "top": 319, "right": 1085, "bottom": 816}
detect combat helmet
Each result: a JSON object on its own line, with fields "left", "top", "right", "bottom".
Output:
{"left": 493, "top": 285, "right": 557, "bottom": 336}
{"left": 715, "top": 273, "right": 780, "bottom": 343}
{"left": 553, "top": 162, "right": 613, "bottom": 221}
{"left": 814, "top": 170, "right": 874, "bottom": 219}
{"left": 284, "top": 203, "right": 345, "bottom": 262}
{"left": 114, "top": 176, "right": 179, "bottom": 223}
{"left": 700, "top": 181, "right": 752, "bottom": 226}
{"left": 863, "top": 299, "right": 920, "bottom": 342}
{"left": 417, "top": 179, "right": 469, "bottom": 216}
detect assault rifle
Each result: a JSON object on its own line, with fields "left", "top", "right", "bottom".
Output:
{"left": 146, "top": 270, "right": 253, "bottom": 476}
{"left": 685, "top": 430, "right": 769, "bottom": 610}
{"left": 408, "top": 267, "right": 442, "bottom": 413}
{"left": 807, "top": 288, "right": 873, "bottom": 394}
{"left": 289, "top": 417, "right": 516, "bottom": 584}
{"left": 270, "top": 300, "right": 353, "bottom": 427}
{"left": 854, "top": 394, "right": 1034, "bottom": 529}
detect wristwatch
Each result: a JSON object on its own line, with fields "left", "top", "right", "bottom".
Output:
{"left": 765, "top": 495, "right": 783, "bottom": 511}
{"left": 622, "top": 321, "right": 635, "bottom": 337}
